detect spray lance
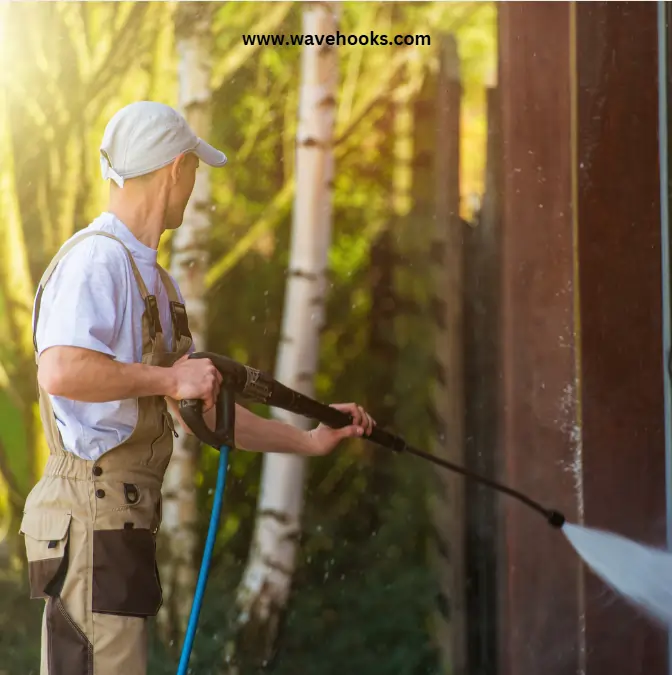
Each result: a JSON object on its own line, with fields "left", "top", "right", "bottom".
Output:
{"left": 180, "top": 352, "right": 567, "bottom": 527}
{"left": 174, "top": 352, "right": 567, "bottom": 674}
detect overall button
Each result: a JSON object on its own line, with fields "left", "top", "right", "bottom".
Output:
{"left": 92, "top": 466, "right": 103, "bottom": 477}
{"left": 96, "top": 489, "right": 106, "bottom": 499}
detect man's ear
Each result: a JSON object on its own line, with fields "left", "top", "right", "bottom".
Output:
{"left": 170, "top": 154, "right": 186, "bottom": 184}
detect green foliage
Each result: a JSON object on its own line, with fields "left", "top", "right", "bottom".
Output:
{"left": 0, "top": 576, "right": 44, "bottom": 675}
{"left": 268, "top": 464, "right": 439, "bottom": 675}
{"left": 0, "top": 391, "right": 29, "bottom": 491}
{"left": 144, "top": 458, "right": 437, "bottom": 675}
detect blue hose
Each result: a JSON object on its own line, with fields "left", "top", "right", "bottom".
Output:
{"left": 177, "top": 445, "right": 230, "bottom": 675}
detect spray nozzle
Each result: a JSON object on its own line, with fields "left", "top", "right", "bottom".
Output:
{"left": 546, "top": 509, "right": 566, "bottom": 529}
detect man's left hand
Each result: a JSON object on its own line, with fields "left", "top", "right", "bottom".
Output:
{"left": 306, "top": 402, "right": 376, "bottom": 456}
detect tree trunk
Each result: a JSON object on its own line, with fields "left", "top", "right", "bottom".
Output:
{"left": 429, "top": 34, "right": 467, "bottom": 675}
{"left": 158, "top": 0, "right": 213, "bottom": 648}
{"left": 228, "top": 3, "right": 340, "bottom": 669}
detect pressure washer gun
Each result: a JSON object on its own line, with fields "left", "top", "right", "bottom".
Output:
{"left": 178, "top": 352, "right": 565, "bottom": 529}
{"left": 175, "top": 352, "right": 565, "bottom": 675}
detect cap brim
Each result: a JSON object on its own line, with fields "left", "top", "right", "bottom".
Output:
{"left": 194, "top": 138, "right": 228, "bottom": 167}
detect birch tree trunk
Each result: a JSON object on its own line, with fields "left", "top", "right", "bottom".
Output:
{"left": 229, "top": 3, "right": 340, "bottom": 667}
{"left": 158, "top": 1, "right": 214, "bottom": 646}
{"left": 429, "top": 35, "right": 467, "bottom": 675}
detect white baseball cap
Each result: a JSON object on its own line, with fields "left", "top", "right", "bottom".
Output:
{"left": 100, "top": 101, "right": 228, "bottom": 188}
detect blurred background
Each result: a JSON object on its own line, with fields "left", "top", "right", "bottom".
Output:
{"left": 0, "top": 3, "right": 495, "bottom": 673}
{"left": 0, "top": 2, "right": 670, "bottom": 675}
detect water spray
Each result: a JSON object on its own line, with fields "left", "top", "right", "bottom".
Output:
{"left": 175, "top": 352, "right": 672, "bottom": 672}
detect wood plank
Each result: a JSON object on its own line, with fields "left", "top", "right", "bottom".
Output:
{"left": 498, "top": 4, "right": 582, "bottom": 674}
{"left": 576, "top": 3, "right": 668, "bottom": 674}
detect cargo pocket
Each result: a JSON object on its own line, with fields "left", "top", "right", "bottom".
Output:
{"left": 92, "top": 527, "right": 162, "bottom": 617}
{"left": 19, "top": 510, "right": 72, "bottom": 599}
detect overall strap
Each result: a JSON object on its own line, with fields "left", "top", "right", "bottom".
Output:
{"left": 156, "top": 265, "right": 192, "bottom": 345}
{"left": 33, "top": 231, "right": 160, "bottom": 355}
{"left": 155, "top": 265, "right": 180, "bottom": 303}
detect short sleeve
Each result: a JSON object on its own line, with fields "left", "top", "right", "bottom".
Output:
{"left": 34, "top": 239, "right": 129, "bottom": 358}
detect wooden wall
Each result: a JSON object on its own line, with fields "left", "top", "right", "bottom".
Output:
{"left": 497, "top": 2, "right": 668, "bottom": 674}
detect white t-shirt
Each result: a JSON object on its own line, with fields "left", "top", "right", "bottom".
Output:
{"left": 33, "top": 212, "right": 194, "bottom": 461}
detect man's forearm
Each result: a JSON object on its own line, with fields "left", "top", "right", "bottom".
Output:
{"left": 38, "top": 346, "right": 174, "bottom": 402}
{"left": 168, "top": 399, "right": 314, "bottom": 455}
{"left": 235, "top": 404, "right": 313, "bottom": 454}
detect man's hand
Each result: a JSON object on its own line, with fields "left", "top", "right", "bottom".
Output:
{"left": 305, "top": 402, "right": 376, "bottom": 456}
{"left": 167, "top": 354, "right": 222, "bottom": 412}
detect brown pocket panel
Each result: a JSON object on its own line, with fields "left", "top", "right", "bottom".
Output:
{"left": 92, "top": 528, "right": 162, "bottom": 617}
{"left": 46, "top": 597, "right": 93, "bottom": 675}
{"left": 29, "top": 558, "right": 64, "bottom": 600}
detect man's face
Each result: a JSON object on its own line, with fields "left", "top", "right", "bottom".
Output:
{"left": 165, "top": 153, "right": 200, "bottom": 230}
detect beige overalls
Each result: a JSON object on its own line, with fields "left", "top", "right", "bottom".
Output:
{"left": 20, "top": 231, "right": 193, "bottom": 675}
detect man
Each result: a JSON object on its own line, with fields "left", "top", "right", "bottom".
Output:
{"left": 22, "top": 101, "right": 374, "bottom": 675}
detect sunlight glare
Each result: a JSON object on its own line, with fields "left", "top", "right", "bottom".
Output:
{"left": 0, "top": 5, "right": 6, "bottom": 75}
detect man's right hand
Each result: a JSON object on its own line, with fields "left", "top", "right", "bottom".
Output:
{"left": 168, "top": 355, "right": 223, "bottom": 412}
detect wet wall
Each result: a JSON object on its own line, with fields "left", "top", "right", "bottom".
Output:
{"left": 497, "top": 3, "right": 667, "bottom": 674}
